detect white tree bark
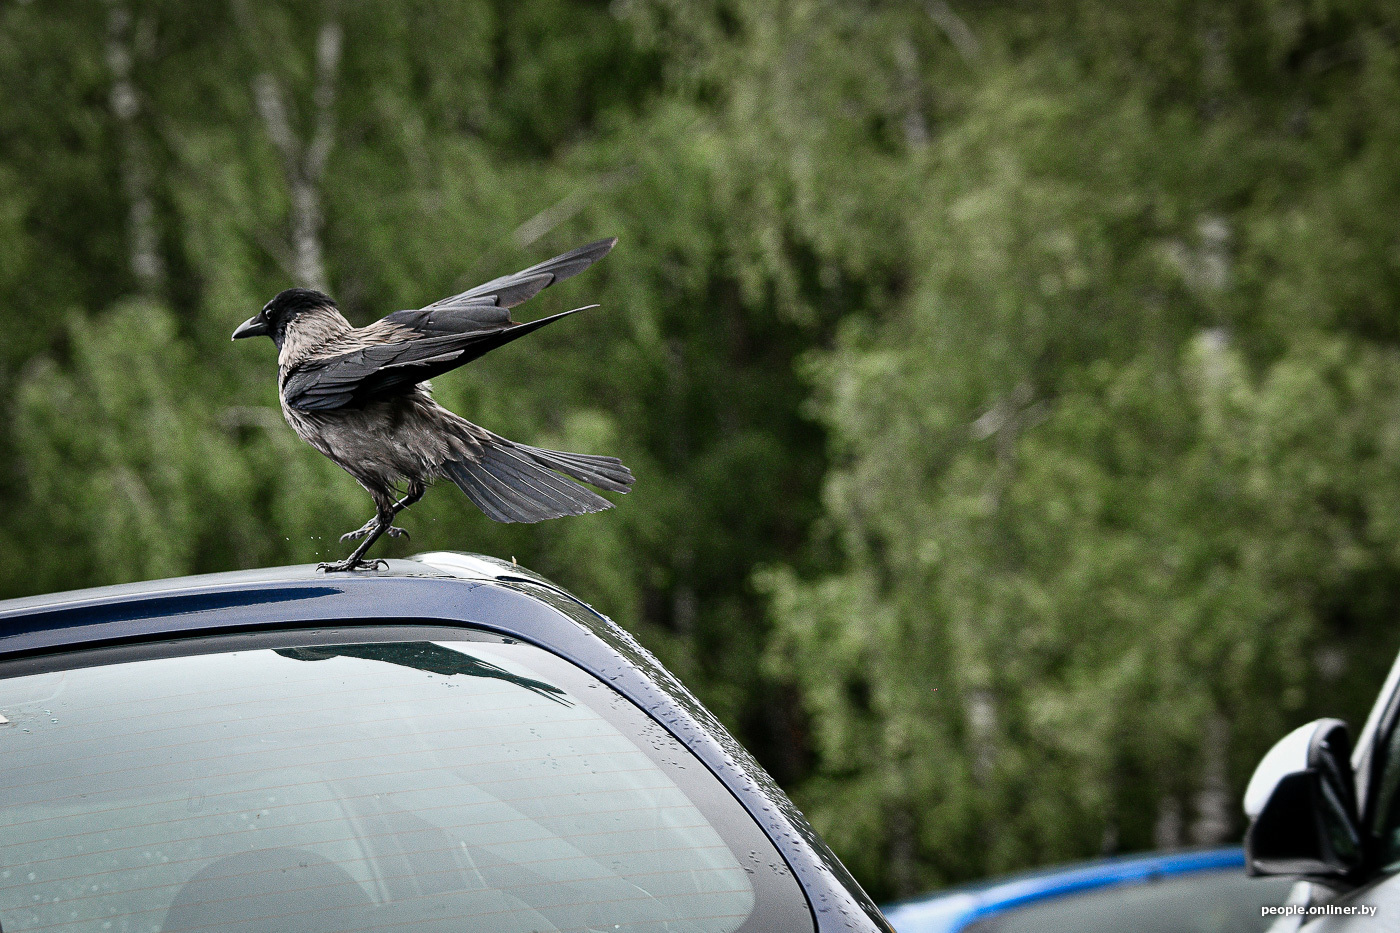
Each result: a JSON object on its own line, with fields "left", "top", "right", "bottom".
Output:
{"left": 1154, "top": 794, "right": 1183, "bottom": 849}
{"left": 925, "top": 0, "right": 981, "bottom": 65}
{"left": 105, "top": 0, "right": 164, "bottom": 296}
{"left": 895, "top": 38, "right": 930, "bottom": 148}
{"left": 1190, "top": 713, "right": 1232, "bottom": 845}
{"left": 253, "top": 21, "right": 342, "bottom": 291}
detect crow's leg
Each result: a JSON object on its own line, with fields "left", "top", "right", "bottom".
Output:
{"left": 321, "top": 493, "right": 396, "bottom": 572}
{"left": 320, "top": 521, "right": 390, "bottom": 572}
{"left": 339, "top": 483, "right": 425, "bottom": 542}
{"left": 389, "top": 482, "right": 426, "bottom": 520}
{"left": 339, "top": 516, "right": 380, "bottom": 542}
{"left": 321, "top": 483, "right": 428, "bottom": 572}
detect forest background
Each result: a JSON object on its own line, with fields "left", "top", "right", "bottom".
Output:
{"left": 5, "top": 0, "right": 1400, "bottom": 901}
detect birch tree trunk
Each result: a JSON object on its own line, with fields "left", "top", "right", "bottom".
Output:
{"left": 105, "top": 0, "right": 164, "bottom": 296}
{"left": 253, "top": 21, "right": 342, "bottom": 291}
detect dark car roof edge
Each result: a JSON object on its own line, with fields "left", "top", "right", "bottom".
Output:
{"left": 0, "top": 557, "right": 451, "bottom": 619}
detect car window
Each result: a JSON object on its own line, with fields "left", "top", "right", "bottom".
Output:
{"left": 0, "top": 630, "right": 811, "bottom": 933}
{"left": 959, "top": 870, "right": 1295, "bottom": 933}
{"left": 1369, "top": 718, "right": 1400, "bottom": 864}
{"left": 1363, "top": 676, "right": 1400, "bottom": 870}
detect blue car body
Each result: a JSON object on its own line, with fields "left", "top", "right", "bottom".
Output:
{"left": 0, "top": 552, "right": 892, "bottom": 933}
{"left": 882, "top": 848, "right": 1251, "bottom": 933}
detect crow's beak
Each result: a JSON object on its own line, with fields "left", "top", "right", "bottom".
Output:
{"left": 232, "top": 314, "right": 270, "bottom": 340}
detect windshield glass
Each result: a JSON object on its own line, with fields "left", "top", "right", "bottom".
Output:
{"left": 0, "top": 630, "right": 807, "bottom": 933}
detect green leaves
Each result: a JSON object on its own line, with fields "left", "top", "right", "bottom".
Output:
{"left": 11, "top": 302, "right": 256, "bottom": 589}
{"left": 765, "top": 0, "right": 1400, "bottom": 897}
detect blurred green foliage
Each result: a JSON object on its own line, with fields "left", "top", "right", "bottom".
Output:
{"left": 4, "top": 0, "right": 1400, "bottom": 903}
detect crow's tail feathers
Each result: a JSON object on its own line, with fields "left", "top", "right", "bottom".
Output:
{"left": 444, "top": 433, "right": 634, "bottom": 524}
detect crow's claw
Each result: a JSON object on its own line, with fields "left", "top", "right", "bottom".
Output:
{"left": 317, "top": 557, "right": 389, "bottom": 573}
{"left": 340, "top": 519, "right": 377, "bottom": 542}
{"left": 341, "top": 521, "right": 408, "bottom": 542}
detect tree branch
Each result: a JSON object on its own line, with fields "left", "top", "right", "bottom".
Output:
{"left": 305, "top": 21, "right": 342, "bottom": 181}
{"left": 925, "top": 0, "right": 981, "bottom": 65}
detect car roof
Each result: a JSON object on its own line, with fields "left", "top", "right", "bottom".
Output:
{"left": 0, "top": 551, "right": 529, "bottom": 624}
{"left": 881, "top": 847, "right": 1246, "bottom": 933}
{"left": 0, "top": 552, "right": 893, "bottom": 933}
{"left": 0, "top": 553, "right": 596, "bottom": 658}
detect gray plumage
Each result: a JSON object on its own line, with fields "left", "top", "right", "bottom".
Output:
{"left": 233, "top": 237, "right": 633, "bottom": 571}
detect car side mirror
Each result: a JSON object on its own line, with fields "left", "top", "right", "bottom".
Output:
{"left": 1244, "top": 718, "right": 1362, "bottom": 878}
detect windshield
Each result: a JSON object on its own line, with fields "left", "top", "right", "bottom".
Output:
{"left": 0, "top": 629, "right": 809, "bottom": 933}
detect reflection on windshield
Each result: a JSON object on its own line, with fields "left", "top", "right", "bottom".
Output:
{"left": 0, "top": 639, "right": 759, "bottom": 933}
{"left": 273, "top": 642, "right": 571, "bottom": 705}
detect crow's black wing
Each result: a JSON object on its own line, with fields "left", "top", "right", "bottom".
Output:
{"left": 281, "top": 305, "right": 594, "bottom": 411}
{"left": 282, "top": 237, "right": 617, "bottom": 411}
{"left": 365, "top": 236, "right": 616, "bottom": 338}
{"left": 375, "top": 301, "right": 512, "bottom": 338}
{"left": 419, "top": 236, "right": 617, "bottom": 313}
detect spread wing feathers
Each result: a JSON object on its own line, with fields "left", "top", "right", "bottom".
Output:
{"left": 445, "top": 434, "right": 634, "bottom": 524}
{"left": 425, "top": 237, "right": 618, "bottom": 312}
{"left": 282, "top": 305, "right": 596, "bottom": 411}
{"left": 377, "top": 302, "right": 512, "bottom": 337}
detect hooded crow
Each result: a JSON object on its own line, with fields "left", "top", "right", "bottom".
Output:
{"left": 234, "top": 237, "right": 634, "bottom": 572}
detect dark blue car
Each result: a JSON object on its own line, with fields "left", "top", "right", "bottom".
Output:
{"left": 882, "top": 847, "right": 1294, "bottom": 933}
{"left": 0, "top": 552, "right": 891, "bottom": 933}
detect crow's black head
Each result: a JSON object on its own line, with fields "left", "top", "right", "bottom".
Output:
{"left": 232, "top": 288, "right": 335, "bottom": 345}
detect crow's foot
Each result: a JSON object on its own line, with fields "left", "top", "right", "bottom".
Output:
{"left": 340, "top": 518, "right": 376, "bottom": 542}
{"left": 341, "top": 521, "right": 409, "bottom": 542}
{"left": 317, "top": 557, "right": 389, "bottom": 573}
